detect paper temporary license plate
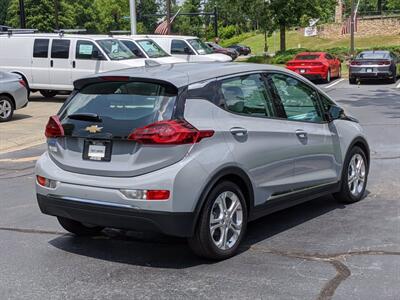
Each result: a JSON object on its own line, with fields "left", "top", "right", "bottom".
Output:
{"left": 83, "top": 140, "right": 112, "bottom": 161}
{"left": 366, "top": 68, "right": 373, "bottom": 73}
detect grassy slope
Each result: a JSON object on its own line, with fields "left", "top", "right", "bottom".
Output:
{"left": 241, "top": 31, "right": 400, "bottom": 55}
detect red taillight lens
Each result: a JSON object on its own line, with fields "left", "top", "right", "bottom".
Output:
{"left": 19, "top": 79, "right": 26, "bottom": 88}
{"left": 37, "top": 175, "right": 47, "bottom": 187}
{"left": 310, "top": 62, "right": 323, "bottom": 66}
{"left": 378, "top": 61, "right": 391, "bottom": 65}
{"left": 45, "top": 115, "right": 64, "bottom": 138}
{"left": 128, "top": 120, "right": 214, "bottom": 145}
{"left": 146, "top": 190, "right": 170, "bottom": 200}
{"left": 351, "top": 61, "right": 362, "bottom": 65}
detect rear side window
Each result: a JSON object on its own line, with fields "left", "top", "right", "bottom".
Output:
{"left": 220, "top": 74, "right": 277, "bottom": 118}
{"left": 51, "top": 40, "right": 70, "bottom": 59}
{"left": 33, "top": 39, "right": 49, "bottom": 58}
{"left": 76, "top": 40, "right": 101, "bottom": 60}
{"left": 295, "top": 55, "right": 319, "bottom": 60}
{"left": 60, "top": 81, "right": 177, "bottom": 136}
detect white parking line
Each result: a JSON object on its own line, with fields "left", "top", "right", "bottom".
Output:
{"left": 396, "top": 82, "right": 400, "bottom": 89}
{"left": 325, "top": 78, "right": 345, "bottom": 89}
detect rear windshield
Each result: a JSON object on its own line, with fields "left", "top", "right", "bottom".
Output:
{"left": 295, "top": 55, "right": 320, "bottom": 60}
{"left": 60, "top": 81, "right": 177, "bottom": 138}
{"left": 357, "top": 52, "right": 389, "bottom": 60}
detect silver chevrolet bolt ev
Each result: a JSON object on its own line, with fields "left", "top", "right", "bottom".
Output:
{"left": 36, "top": 63, "right": 370, "bottom": 259}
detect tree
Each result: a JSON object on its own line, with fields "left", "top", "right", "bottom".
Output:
{"left": 0, "top": 0, "right": 11, "bottom": 25}
{"left": 173, "top": 0, "right": 202, "bottom": 36}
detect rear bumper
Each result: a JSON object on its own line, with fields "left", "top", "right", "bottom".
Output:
{"left": 286, "top": 68, "right": 327, "bottom": 80}
{"left": 350, "top": 67, "right": 392, "bottom": 79}
{"left": 37, "top": 194, "right": 195, "bottom": 237}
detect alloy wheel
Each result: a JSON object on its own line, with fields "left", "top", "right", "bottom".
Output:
{"left": 209, "top": 191, "right": 243, "bottom": 250}
{"left": 348, "top": 153, "right": 366, "bottom": 197}
{"left": 0, "top": 99, "right": 12, "bottom": 119}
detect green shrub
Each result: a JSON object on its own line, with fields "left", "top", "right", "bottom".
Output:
{"left": 219, "top": 25, "right": 237, "bottom": 40}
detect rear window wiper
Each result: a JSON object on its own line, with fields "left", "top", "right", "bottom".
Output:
{"left": 67, "top": 113, "right": 102, "bottom": 122}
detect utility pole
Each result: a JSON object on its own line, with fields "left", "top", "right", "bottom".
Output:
{"left": 18, "top": 0, "right": 26, "bottom": 28}
{"left": 350, "top": 0, "right": 355, "bottom": 57}
{"left": 166, "top": 0, "right": 171, "bottom": 35}
{"left": 129, "top": 0, "right": 137, "bottom": 34}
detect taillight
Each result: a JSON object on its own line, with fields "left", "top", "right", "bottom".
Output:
{"left": 45, "top": 115, "right": 64, "bottom": 138}
{"left": 128, "top": 120, "right": 214, "bottom": 145}
{"left": 310, "top": 62, "right": 323, "bottom": 66}
{"left": 120, "top": 189, "right": 170, "bottom": 201}
{"left": 351, "top": 61, "right": 361, "bottom": 66}
{"left": 19, "top": 79, "right": 27, "bottom": 88}
{"left": 36, "top": 176, "right": 58, "bottom": 189}
{"left": 378, "top": 61, "right": 391, "bottom": 65}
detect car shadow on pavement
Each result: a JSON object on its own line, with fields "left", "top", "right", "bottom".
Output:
{"left": 28, "top": 96, "right": 68, "bottom": 103}
{"left": 7, "top": 114, "right": 31, "bottom": 121}
{"left": 49, "top": 195, "right": 348, "bottom": 269}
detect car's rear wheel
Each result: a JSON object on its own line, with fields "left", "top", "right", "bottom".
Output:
{"left": 57, "top": 217, "right": 104, "bottom": 236}
{"left": 334, "top": 146, "right": 368, "bottom": 204}
{"left": 349, "top": 77, "right": 357, "bottom": 84}
{"left": 0, "top": 95, "right": 14, "bottom": 122}
{"left": 40, "top": 90, "right": 58, "bottom": 98}
{"left": 188, "top": 181, "right": 247, "bottom": 260}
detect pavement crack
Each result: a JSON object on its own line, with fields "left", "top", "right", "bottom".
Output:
{"left": 0, "top": 227, "right": 64, "bottom": 235}
{"left": 247, "top": 245, "right": 400, "bottom": 300}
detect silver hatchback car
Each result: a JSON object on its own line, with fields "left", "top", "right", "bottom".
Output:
{"left": 36, "top": 63, "right": 369, "bottom": 259}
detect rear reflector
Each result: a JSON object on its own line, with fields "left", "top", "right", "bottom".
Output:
{"left": 45, "top": 115, "right": 64, "bottom": 138}
{"left": 120, "top": 189, "right": 170, "bottom": 201}
{"left": 19, "top": 80, "right": 27, "bottom": 88}
{"left": 36, "top": 176, "right": 58, "bottom": 189}
{"left": 128, "top": 119, "right": 214, "bottom": 145}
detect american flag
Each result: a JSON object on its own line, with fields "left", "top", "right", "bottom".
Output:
{"left": 341, "top": 0, "right": 360, "bottom": 35}
{"left": 154, "top": 9, "right": 181, "bottom": 35}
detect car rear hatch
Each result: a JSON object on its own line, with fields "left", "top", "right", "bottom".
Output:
{"left": 47, "top": 79, "right": 194, "bottom": 177}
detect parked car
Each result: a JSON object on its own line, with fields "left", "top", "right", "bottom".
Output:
{"left": 0, "top": 71, "right": 28, "bottom": 122}
{"left": 286, "top": 52, "right": 341, "bottom": 83}
{"left": 36, "top": 62, "right": 370, "bottom": 260}
{"left": 349, "top": 50, "right": 399, "bottom": 84}
{"left": 206, "top": 42, "right": 238, "bottom": 60}
{"left": 115, "top": 36, "right": 186, "bottom": 64}
{"left": 144, "top": 35, "right": 232, "bottom": 62}
{"left": 227, "top": 44, "right": 251, "bottom": 56}
{"left": 0, "top": 32, "right": 159, "bottom": 97}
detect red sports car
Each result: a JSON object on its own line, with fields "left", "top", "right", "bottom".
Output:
{"left": 286, "top": 52, "right": 341, "bottom": 82}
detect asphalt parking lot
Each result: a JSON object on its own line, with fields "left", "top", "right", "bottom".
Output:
{"left": 0, "top": 79, "right": 399, "bottom": 299}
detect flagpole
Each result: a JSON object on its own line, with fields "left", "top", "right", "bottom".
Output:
{"left": 129, "top": 0, "right": 137, "bottom": 35}
{"left": 350, "top": 0, "right": 355, "bottom": 56}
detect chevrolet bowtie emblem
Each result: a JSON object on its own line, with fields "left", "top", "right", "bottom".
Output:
{"left": 85, "top": 125, "right": 103, "bottom": 133}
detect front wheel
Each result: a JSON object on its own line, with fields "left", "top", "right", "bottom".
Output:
{"left": 188, "top": 181, "right": 247, "bottom": 260}
{"left": 0, "top": 95, "right": 14, "bottom": 122}
{"left": 57, "top": 217, "right": 104, "bottom": 236}
{"left": 334, "top": 146, "right": 368, "bottom": 204}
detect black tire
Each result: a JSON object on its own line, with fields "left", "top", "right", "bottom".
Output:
{"left": 338, "top": 67, "right": 342, "bottom": 79}
{"left": 57, "top": 217, "right": 104, "bottom": 236}
{"left": 333, "top": 146, "right": 369, "bottom": 204}
{"left": 349, "top": 77, "right": 356, "bottom": 85}
{"left": 188, "top": 181, "right": 248, "bottom": 260}
{"left": 40, "top": 90, "right": 58, "bottom": 98}
{"left": 0, "top": 95, "right": 14, "bottom": 122}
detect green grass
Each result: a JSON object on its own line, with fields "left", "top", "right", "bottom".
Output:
{"left": 240, "top": 31, "right": 400, "bottom": 55}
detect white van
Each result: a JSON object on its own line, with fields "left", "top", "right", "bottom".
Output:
{"left": 114, "top": 36, "right": 186, "bottom": 64}
{"left": 140, "top": 35, "right": 232, "bottom": 63}
{"left": 0, "top": 33, "right": 153, "bottom": 97}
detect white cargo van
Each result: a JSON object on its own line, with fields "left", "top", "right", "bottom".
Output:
{"left": 140, "top": 35, "right": 232, "bottom": 63}
{"left": 0, "top": 33, "right": 152, "bottom": 97}
{"left": 114, "top": 36, "right": 186, "bottom": 64}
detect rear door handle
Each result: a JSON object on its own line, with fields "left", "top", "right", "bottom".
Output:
{"left": 230, "top": 127, "right": 248, "bottom": 136}
{"left": 295, "top": 129, "right": 308, "bottom": 139}
{"left": 72, "top": 61, "right": 76, "bottom": 68}
{"left": 50, "top": 60, "right": 54, "bottom": 67}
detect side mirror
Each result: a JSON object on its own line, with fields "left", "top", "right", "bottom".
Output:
{"left": 326, "top": 105, "right": 344, "bottom": 122}
{"left": 184, "top": 46, "right": 193, "bottom": 55}
{"left": 92, "top": 50, "right": 105, "bottom": 60}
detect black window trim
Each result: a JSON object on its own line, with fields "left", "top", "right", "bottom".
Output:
{"left": 51, "top": 39, "right": 71, "bottom": 59}
{"left": 171, "top": 39, "right": 194, "bottom": 55}
{"left": 33, "top": 38, "right": 50, "bottom": 58}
